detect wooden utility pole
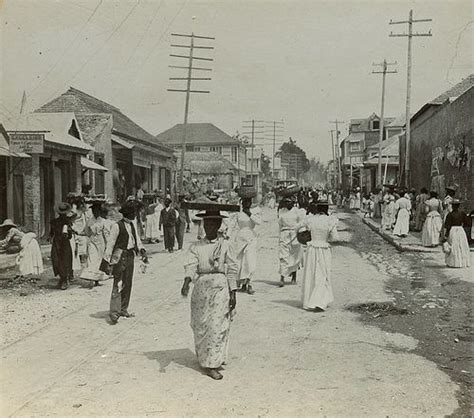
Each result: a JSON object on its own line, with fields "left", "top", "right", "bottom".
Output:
{"left": 390, "top": 10, "right": 432, "bottom": 188}
{"left": 330, "top": 119, "right": 344, "bottom": 187}
{"left": 265, "top": 120, "right": 284, "bottom": 185}
{"left": 372, "top": 59, "right": 397, "bottom": 187}
{"left": 243, "top": 120, "right": 265, "bottom": 185}
{"left": 329, "top": 130, "right": 336, "bottom": 189}
{"left": 168, "top": 33, "right": 215, "bottom": 192}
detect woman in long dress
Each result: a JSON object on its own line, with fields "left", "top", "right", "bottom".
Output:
{"left": 81, "top": 203, "right": 108, "bottom": 284}
{"left": 381, "top": 194, "right": 395, "bottom": 230}
{"left": 227, "top": 197, "right": 261, "bottom": 295}
{"left": 421, "top": 191, "right": 443, "bottom": 247}
{"left": 393, "top": 193, "right": 412, "bottom": 237}
{"left": 181, "top": 209, "right": 237, "bottom": 380}
{"left": 0, "top": 219, "right": 43, "bottom": 278}
{"left": 145, "top": 198, "right": 163, "bottom": 243}
{"left": 50, "top": 203, "right": 75, "bottom": 290}
{"left": 414, "top": 188, "right": 429, "bottom": 231}
{"left": 278, "top": 198, "right": 303, "bottom": 287}
{"left": 444, "top": 200, "right": 470, "bottom": 268}
{"left": 297, "top": 202, "right": 338, "bottom": 311}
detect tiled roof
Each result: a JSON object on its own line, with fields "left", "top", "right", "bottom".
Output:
{"left": 36, "top": 87, "right": 172, "bottom": 152}
{"left": 156, "top": 123, "right": 238, "bottom": 145}
{"left": 178, "top": 151, "right": 236, "bottom": 174}
{"left": 430, "top": 74, "right": 474, "bottom": 104}
{"left": 75, "top": 114, "right": 112, "bottom": 146}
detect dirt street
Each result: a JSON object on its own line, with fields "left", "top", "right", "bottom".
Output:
{"left": 0, "top": 209, "right": 471, "bottom": 417}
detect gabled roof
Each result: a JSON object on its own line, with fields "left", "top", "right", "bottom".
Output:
{"left": 178, "top": 151, "right": 236, "bottom": 174}
{"left": 36, "top": 87, "right": 172, "bottom": 152}
{"left": 350, "top": 113, "right": 396, "bottom": 132}
{"left": 156, "top": 123, "right": 239, "bottom": 145}
{"left": 75, "top": 114, "right": 112, "bottom": 146}
{"left": 411, "top": 74, "right": 474, "bottom": 123}
{"left": 3, "top": 112, "right": 92, "bottom": 152}
{"left": 387, "top": 114, "right": 406, "bottom": 128}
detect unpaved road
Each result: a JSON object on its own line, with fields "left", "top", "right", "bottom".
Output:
{"left": 0, "top": 209, "right": 469, "bottom": 417}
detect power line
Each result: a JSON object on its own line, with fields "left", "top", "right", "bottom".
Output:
{"left": 29, "top": 0, "right": 104, "bottom": 97}
{"left": 389, "top": 9, "right": 432, "bottom": 188}
{"left": 372, "top": 59, "right": 397, "bottom": 187}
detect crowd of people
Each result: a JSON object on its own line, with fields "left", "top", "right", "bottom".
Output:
{"left": 332, "top": 184, "right": 471, "bottom": 268}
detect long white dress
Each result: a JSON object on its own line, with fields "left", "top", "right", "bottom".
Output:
{"left": 444, "top": 211, "right": 471, "bottom": 268}
{"left": 393, "top": 196, "right": 411, "bottom": 236}
{"left": 185, "top": 238, "right": 236, "bottom": 368}
{"left": 421, "top": 198, "right": 443, "bottom": 247}
{"left": 278, "top": 207, "right": 304, "bottom": 277}
{"left": 145, "top": 203, "right": 163, "bottom": 240}
{"left": 81, "top": 216, "right": 107, "bottom": 281}
{"left": 17, "top": 233, "right": 44, "bottom": 276}
{"left": 227, "top": 208, "right": 262, "bottom": 287}
{"left": 299, "top": 214, "right": 338, "bottom": 311}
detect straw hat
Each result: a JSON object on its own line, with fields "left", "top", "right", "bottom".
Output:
{"left": 57, "top": 202, "right": 71, "bottom": 215}
{"left": 0, "top": 219, "right": 17, "bottom": 228}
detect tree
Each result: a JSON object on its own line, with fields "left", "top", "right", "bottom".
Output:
{"left": 279, "top": 137, "right": 310, "bottom": 179}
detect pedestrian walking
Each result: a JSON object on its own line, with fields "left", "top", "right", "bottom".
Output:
{"left": 414, "top": 188, "right": 429, "bottom": 231}
{"left": 103, "top": 200, "right": 148, "bottom": 324}
{"left": 297, "top": 201, "right": 338, "bottom": 311}
{"left": 160, "top": 197, "right": 177, "bottom": 252}
{"left": 278, "top": 198, "right": 304, "bottom": 287}
{"left": 50, "top": 203, "right": 75, "bottom": 290}
{"left": 144, "top": 196, "right": 163, "bottom": 244}
{"left": 175, "top": 195, "right": 190, "bottom": 251}
{"left": 381, "top": 194, "right": 396, "bottom": 230}
{"left": 421, "top": 191, "right": 443, "bottom": 247}
{"left": 0, "top": 219, "right": 43, "bottom": 278}
{"left": 442, "top": 186, "right": 456, "bottom": 222}
{"left": 227, "top": 195, "right": 261, "bottom": 295}
{"left": 393, "top": 193, "right": 412, "bottom": 237}
{"left": 181, "top": 205, "right": 239, "bottom": 380}
{"left": 81, "top": 203, "right": 108, "bottom": 284}
{"left": 443, "top": 200, "right": 470, "bottom": 268}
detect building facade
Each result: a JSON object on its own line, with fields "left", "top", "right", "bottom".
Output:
{"left": 405, "top": 75, "right": 473, "bottom": 209}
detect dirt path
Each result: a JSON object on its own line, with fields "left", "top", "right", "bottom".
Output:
{"left": 0, "top": 209, "right": 461, "bottom": 416}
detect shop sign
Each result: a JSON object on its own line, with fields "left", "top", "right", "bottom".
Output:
{"left": 9, "top": 133, "right": 44, "bottom": 154}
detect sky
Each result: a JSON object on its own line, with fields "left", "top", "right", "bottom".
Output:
{"left": 0, "top": 0, "right": 472, "bottom": 162}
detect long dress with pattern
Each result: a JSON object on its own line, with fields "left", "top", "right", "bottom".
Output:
{"left": 278, "top": 207, "right": 304, "bottom": 277}
{"left": 185, "top": 238, "right": 237, "bottom": 369}
{"left": 299, "top": 214, "right": 338, "bottom": 311}
{"left": 421, "top": 198, "right": 443, "bottom": 247}
{"left": 227, "top": 208, "right": 262, "bottom": 287}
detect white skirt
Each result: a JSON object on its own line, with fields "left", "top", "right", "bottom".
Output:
{"left": 145, "top": 213, "right": 160, "bottom": 239}
{"left": 422, "top": 212, "right": 442, "bottom": 247}
{"left": 445, "top": 226, "right": 471, "bottom": 268}
{"left": 17, "top": 233, "right": 44, "bottom": 276}
{"left": 393, "top": 208, "right": 410, "bottom": 236}
{"left": 301, "top": 242, "right": 333, "bottom": 310}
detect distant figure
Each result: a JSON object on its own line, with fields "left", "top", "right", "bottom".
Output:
{"left": 381, "top": 194, "right": 396, "bottom": 230}
{"left": 414, "top": 188, "right": 429, "bottom": 231}
{"left": 393, "top": 193, "right": 412, "bottom": 237}
{"left": 145, "top": 196, "right": 163, "bottom": 244}
{"left": 160, "top": 198, "right": 177, "bottom": 252}
{"left": 50, "top": 203, "right": 74, "bottom": 290}
{"left": 421, "top": 191, "right": 443, "bottom": 247}
{"left": 443, "top": 200, "right": 470, "bottom": 268}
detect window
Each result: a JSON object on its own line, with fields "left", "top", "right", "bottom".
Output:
{"left": 372, "top": 120, "right": 380, "bottom": 130}
{"left": 350, "top": 142, "right": 361, "bottom": 152}
{"left": 193, "top": 146, "right": 201, "bottom": 152}
{"left": 210, "top": 146, "right": 222, "bottom": 154}
{"left": 231, "top": 147, "right": 238, "bottom": 163}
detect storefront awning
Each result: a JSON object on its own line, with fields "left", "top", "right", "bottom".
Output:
{"left": 81, "top": 157, "right": 108, "bottom": 172}
{"left": 0, "top": 145, "right": 31, "bottom": 158}
{"left": 112, "top": 135, "right": 134, "bottom": 149}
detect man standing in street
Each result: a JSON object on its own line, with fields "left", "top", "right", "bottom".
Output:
{"left": 160, "top": 197, "right": 177, "bottom": 252}
{"left": 103, "top": 201, "right": 148, "bottom": 325}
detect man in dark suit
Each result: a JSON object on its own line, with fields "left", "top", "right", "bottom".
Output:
{"left": 160, "top": 197, "right": 177, "bottom": 252}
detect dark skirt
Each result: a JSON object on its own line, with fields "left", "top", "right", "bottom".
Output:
{"left": 51, "top": 238, "right": 73, "bottom": 279}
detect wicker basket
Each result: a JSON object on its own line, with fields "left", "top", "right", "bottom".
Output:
{"left": 237, "top": 185, "right": 257, "bottom": 198}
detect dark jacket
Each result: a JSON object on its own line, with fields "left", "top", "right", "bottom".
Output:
{"left": 160, "top": 207, "right": 177, "bottom": 228}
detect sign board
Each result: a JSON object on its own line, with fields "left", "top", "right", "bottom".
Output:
{"left": 9, "top": 133, "right": 44, "bottom": 154}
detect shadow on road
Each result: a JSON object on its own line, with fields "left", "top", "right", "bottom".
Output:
{"left": 271, "top": 299, "right": 302, "bottom": 310}
{"left": 255, "top": 279, "right": 282, "bottom": 287}
{"left": 89, "top": 311, "right": 109, "bottom": 320}
{"left": 144, "top": 348, "right": 203, "bottom": 375}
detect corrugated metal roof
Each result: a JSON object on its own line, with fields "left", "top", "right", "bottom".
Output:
{"left": 178, "top": 151, "right": 236, "bottom": 174}
{"left": 156, "top": 123, "right": 239, "bottom": 145}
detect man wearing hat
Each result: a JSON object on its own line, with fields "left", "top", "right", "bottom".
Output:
{"left": 103, "top": 200, "right": 148, "bottom": 324}
{"left": 50, "top": 203, "right": 75, "bottom": 290}
{"left": 181, "top": 204, "right": 238, "bottom": 380}
{"left": 175, "top": 194, "right": 190, "bottom": 251}
{"left": 160, "top": 197, "right": 177, "bottom": 253}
